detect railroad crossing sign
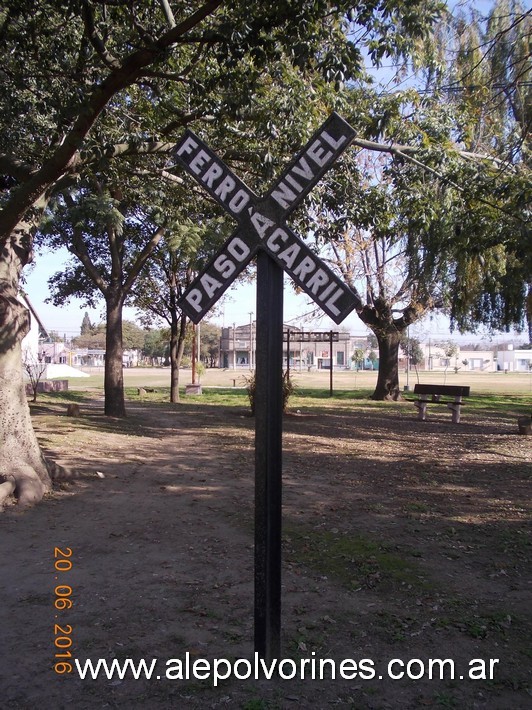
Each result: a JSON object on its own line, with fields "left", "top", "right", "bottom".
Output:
{"left": 175, "top": 112, "right": 358, "bottom": 324}
{"left": 174, "top": 113, "right": 357, "bottom": 662}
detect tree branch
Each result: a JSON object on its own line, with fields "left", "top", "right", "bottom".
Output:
{"left": 159, "top": 0, "right": 176, "bottom": 29}
{"left": 0, "top": 0, "right": 224, "bottom": 240}
{"left": 80, "top": 0, "right": 121, "bottom": 69}
{"left": 123, "top": 225, "right": 166, "bottom": 294}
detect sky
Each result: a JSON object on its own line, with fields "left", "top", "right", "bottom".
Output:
{"left": 22, "top": 245, "right": 517, "bottom": 347}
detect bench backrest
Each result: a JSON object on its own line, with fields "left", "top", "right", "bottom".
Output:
{"left": 414, "top": 384, "right": 470, "bottom": 397}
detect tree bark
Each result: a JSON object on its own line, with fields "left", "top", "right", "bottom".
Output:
{"left": 370, "top": 328, "right": 403, "bottom": 401}
{"left": 104, "top": 290, "right": 126, "bottom": 417}
{"left": 170, "top": 309, "right": 187, "bottom": 404}
{"left": 0, "top": 235, "right": 51, "bottom": 505}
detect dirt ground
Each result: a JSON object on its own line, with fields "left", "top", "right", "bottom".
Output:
{"left": 1, "top": 389, "right": 530, "bottom": 709}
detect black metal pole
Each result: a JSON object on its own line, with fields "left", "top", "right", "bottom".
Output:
{"left": 329, "top": 330, "right": 334, "bottom": 397}
{"left": 254, "top": 250, "right": 284, "bottom": 662}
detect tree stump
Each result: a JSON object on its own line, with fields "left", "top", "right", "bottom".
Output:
{"left": 517, "top": 415, "right": 532, "bottom": 435}
{"left": 66, "top": 403, "right": 81, "bottom": 417}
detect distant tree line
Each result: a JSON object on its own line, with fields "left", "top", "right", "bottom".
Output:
{"left": 73, "top": 312, "right": 220, "bottom": 366}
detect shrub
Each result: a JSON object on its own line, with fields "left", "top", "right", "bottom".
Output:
{"left": 245, "top": 371, "right": 295, "bottom": 414}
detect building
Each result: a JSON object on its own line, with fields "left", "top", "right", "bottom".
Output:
{"left": 412, "top": 342, "right": 496, "bottom": 372}
{"left": 219, "top": 323, "right": 371, "bottom": 371}
{"left": 459, "top": 349, "right": 497, "bottom": 372}
{"left": 19, "top": 291, "right": 49, "bottom": 364}
{"left": 497, "top": 344, "right": 532, "bottom": 372}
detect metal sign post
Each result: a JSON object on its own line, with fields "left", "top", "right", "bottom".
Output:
{"left": 174, "top": 113, "right": 357, "bottom": 661}
{"left": 330, "top": 330, "right": 334, "bottom": 397}
{"left": 254, "top": 251, "right": 284, "bottom": 659}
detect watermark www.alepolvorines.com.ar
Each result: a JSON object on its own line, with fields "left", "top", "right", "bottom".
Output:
{"left": 71, "top": 653, "right": 500, "bottom": 686}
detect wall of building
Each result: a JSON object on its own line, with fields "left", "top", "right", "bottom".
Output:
{"left": 497, "top": 346, "right": 532, "bottom": 372}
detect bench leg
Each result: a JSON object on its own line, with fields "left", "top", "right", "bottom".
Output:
{"left": 414, "top": 401, "right": 428, "bottom": 421}
{"left": 447, "top": 403, "right": 461, "bottom": 424}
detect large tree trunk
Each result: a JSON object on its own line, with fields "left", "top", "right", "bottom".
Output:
{"left": 370, "top": 328, "right": 403, "bottom": 401}
{"left": 0, "top": 237, "right": 51, "bottom": 506}
{"left": 170, "top": 312, "right": 187, "bottom": 404}
{"left": 104, "top": 290, "right": 126, "bottom": 417}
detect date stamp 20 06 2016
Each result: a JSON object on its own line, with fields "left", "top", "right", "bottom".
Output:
{"left": 53, "top": 547, "right": 74, "bottom": 675}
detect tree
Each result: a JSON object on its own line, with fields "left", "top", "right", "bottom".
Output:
{"left": 142, "top": 329, "right": 170, "bottom": 364}
{"left": 441, "top": 340, "right": 459, "bottom": 383}
{"left": 312, "top": 134, "right": 448, "bottom": 400}
{"left": 400, "top": 333, "right": 424, "bottom": 383}
{"left": 122, "top": 322, "right": 147, "bottom": 351}
{"left": 42, "top": 181, "right": 166, "bottom": 416}
{"left": 22, "top": 351, "right": 47, "bottom": 403}
{"left": 80, "top": 312, "right": 93, "bottom": 335}
{"left": 304, "top": 0, "right": 529, "bottom": 399}
{"left": 419, "top": 0, "right": 531, "bottom": 338}
{"left": 351, "top": 348, "right": 365, "bottom": 371}
{"left": 198, "top": 322, "right": 221, "bottom": 367}
{"left": 367, "top": 350, "right": 378, "bottom": 370}
{"left": 72, "top": 324, "right": 106, "bottom": 350}
{"left": 133, "top": 217, "right": 226, "bottom": 402}
{"left": 0, "top": 0, "right": 443, "bottom": 503}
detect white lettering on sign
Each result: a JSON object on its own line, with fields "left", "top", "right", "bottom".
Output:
{"left": 245, "top": 206, "right": 350, "bottom": 314}
{"left": 227, "top": 237, "right": 251, "bottom": 261}
{"left": 201, "top": 273, "right": 223, "bottom": 298}
{"left": 270, "top": 182, "right": 298, "bottom": 210}
{"left": 307, "top": 139, "right": 332, "bottom": 168}
{"left": 292, "top": 157, "right": 314, "bottom": 181}
{"left": 284, "top": 174, "right": 303, "bottom": 192}
{"left": 176, "top": 135, "right": 199, "bottom": 157}
{"left": 176, "top": 134, "right": 253, "bottom": 218}
{"left": 293, "top": 255, "right": 316, "bottom": 280}
{"left": 202, "top": 162, "right": 224, "bottom": 187}
{"left": 186, "top": 288, "right": 203, "bottom": 313}
{"left": 278, "top": 243, "right": 300, "bottom": 268}
{"left": 189, "top": 149, "right": 211, "bottom": 175}
{"left": 213, "top": 254, "right": 236, "bottom": 279}
{"left": 270, "top": 127, "right": 351, "bottom": 210}
{"left": 250, "top": 210, "right": 274, "bottom": 238}
{"left": 266, "top": 228, "right": 289, "bottom": 252}
{"left": 317, "top": 281, "right": 338, "bottom": 302}
{"left": 307, "top": 268, "right": 329, "bottom": 294}
{"left": 228, "top": 189, "right": 250, "bottom": 214}
{"left": 325, "top": 288, "right": 343, "bottom": 316}
{"left": 183, "top": 236, "right": 252, "bottom": 314}
{"left": 322, "top": 130, "right": 348, "bottom": 150}
{"left": 215, "top": 175, "right": 236, "bottom": 201}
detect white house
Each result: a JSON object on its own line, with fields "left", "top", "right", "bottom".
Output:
{"left": 417, "top": 342, "right": 496, "bottom": 372}
{"left": 458, "top": 349, "right": 496, "bottom": 372}
{"left": 19, "top": 292, "right": 48, "bottom": 364}
{"left": 497, "top": 344, "right": 532, "bottom": 372}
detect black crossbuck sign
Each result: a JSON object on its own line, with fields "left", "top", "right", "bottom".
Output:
{"left": 175, "top": 112, "right": 358, "bottom": 323}
{"left": 174, "top": 113, "right": 357, "bottom": 661}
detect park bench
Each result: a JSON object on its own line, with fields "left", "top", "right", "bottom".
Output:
{"left": 411, "top": 384, "right": 470, "bottom": 424}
